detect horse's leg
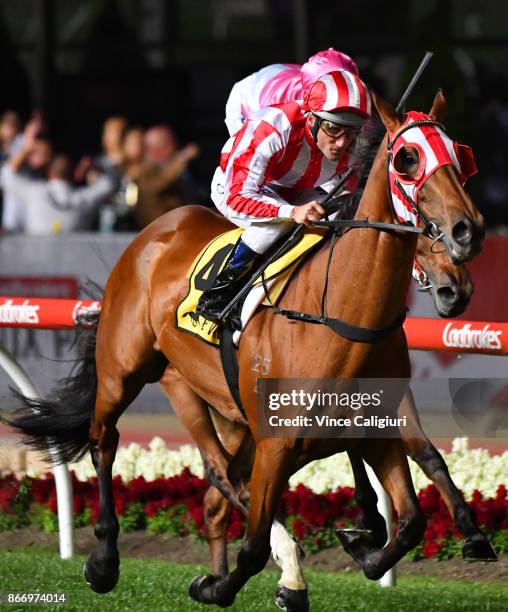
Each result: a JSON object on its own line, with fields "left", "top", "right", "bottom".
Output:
{"left": 203, "top": 410, "right": 307, "bottom": 606}
{"left": 189, "top": 441, "right": 302, "bottom": 610}
{"left": 159, "top": 368, "right": 230, "bottom": 484}
{"left": 203, "top": 486, "right": 231, "bottom": 576}
{"left": 159, "top": 371, "right": 252, "bottom": 573}
{"left": 84, "top": 375, "right": 149, "bottom": 593}
{"left": 202, "top": 410, "right": 254, "bottom": 576}
{"left": 343, "top": 450, "right": 388, "bottom": 547}
{"left": 399, "top": 390, "right": 498, "bottom": 561}
{"left": 161, "top": 371, "right": 307, "bottom": 601}
{"left": 270, "top": 519, "right": 308, "bottom": 612}
{"left": 338, "top": 439, "right": 426, "bottom": 581}
{"left": 83, "top": 308, "right": 167, "bottom": 594}
{"left": 208, "top": 412, "right": 307, "bottom": 608}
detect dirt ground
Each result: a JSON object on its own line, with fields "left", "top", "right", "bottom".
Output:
{"left": 1, "top": 527, "right": 506, "bottom": 585}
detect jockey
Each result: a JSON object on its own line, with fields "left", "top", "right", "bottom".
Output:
{"left": 196, "top": 69, "right": 371, "bottom": 322}
{"left": 225, "top": 48, "right": 359, "bottom": 136}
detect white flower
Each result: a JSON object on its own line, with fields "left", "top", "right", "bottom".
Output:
{"left": 46, "top": 437, "right": 506, "bottom": 501}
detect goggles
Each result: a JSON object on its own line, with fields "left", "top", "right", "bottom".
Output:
{"left": 318, "top": 118, "right": 362, "bottom": 139}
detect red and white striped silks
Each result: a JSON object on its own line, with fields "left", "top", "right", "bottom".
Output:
{"left": 218, "top": 102, "right": 353, "bottom": 220}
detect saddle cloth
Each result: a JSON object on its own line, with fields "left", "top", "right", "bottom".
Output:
{"left": 176, "top": 227, "right": 327, "bottom": 346}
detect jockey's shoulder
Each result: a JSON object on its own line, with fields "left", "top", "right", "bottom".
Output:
{"left": 249, "top": 101, "right": 305, "bottom": 133}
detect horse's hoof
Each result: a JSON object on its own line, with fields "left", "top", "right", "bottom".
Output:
{"left": 188, "top": 574, "right": 235, "bottom": 608}
{"left": 83, "top": 555, "right": 119, "bottom": 593}
{"left": 462, "top": 535, "right": 499, "bottom": 562}
{"left": 274, "top": 585, "right": 309, "bottom": 612}
{"left": 362, "top": 550, "right": 387, "bottom": 581}
{"left": 356, "top": 514, "right": 388, "bottom": 548}
{"left": 335, "top": 528, "right": 378, "bottom": 566}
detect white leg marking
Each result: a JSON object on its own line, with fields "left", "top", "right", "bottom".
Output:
{"left": 270, "top": 519, "right": 307, "bottom": 591}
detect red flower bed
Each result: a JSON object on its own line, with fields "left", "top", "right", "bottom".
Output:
{"left": 0, "top": 471, "right": 507, "bottom": 560}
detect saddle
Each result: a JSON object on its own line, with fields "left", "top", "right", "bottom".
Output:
{"left": 177, "top": 226, "right": 327, "bottom": 346}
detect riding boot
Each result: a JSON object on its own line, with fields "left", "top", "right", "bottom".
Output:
{"left": 196, "top": 238, "right": 260, "bottom": 322}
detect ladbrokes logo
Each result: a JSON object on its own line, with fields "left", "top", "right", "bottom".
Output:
{"left": 0, "top": 299, "right": 40, "bottom": 324}
{"left": 443, "top": 322, "right": 502, "bottom": 351}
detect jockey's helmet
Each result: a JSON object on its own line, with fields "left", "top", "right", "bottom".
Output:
{"left": 303, "top": 69, "right": 371, "bottom": 128}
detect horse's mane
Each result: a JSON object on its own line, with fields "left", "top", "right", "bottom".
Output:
{"left": 354, "top": 114, "right": 387, "bottom": 190}
{"left": 333, "top": 113, "right": 386, "bottom": 222}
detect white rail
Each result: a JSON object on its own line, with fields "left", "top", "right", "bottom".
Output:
{"left": 0, "top": 341, "right": 74, "bottom": 559}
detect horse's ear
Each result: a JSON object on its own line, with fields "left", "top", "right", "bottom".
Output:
{"left": 429, "top": 89, "right": 447, "bottom": 122}
{"left": 371, "top": 91, "right": 399, "bottom": 132}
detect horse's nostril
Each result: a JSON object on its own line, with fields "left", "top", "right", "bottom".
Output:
{"left": 436, "top": 286, "right": 458, "bottom": 304}
{"left": 452, "top": 218, "right": 473, "bottom": 246}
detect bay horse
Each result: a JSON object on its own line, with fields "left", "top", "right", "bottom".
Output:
{"left": 189, "top": 231, "right": 493, "bottom": 585}
{"left": 4, "top": 91, "right": 485, "bottom": 610}
{"left": 163, "top": 171, "right": 489, "bottom": 590}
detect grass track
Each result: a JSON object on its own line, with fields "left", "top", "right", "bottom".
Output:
{"left": 0, "top": 550, "right": 507, "bottom": 611}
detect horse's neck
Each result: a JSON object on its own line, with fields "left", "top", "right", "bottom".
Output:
{"left": 297, "top": 139, "right": 417, "bottom": 332}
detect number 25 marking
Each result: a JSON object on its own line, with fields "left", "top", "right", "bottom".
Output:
{"left": 252, "top": 353, "right": 271, "bottom": 375}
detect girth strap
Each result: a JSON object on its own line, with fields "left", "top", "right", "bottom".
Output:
{"left": 219, "top": 326, "right": 247, "bottom": 416}
{"left": 275, "top": 308, "right": 408, "bottom": 343}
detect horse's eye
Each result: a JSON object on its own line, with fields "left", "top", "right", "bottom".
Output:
{"left": 403, "top": 151, "right": 417, "bottom": 165}
{"left": 394, "top": 148, "right": 419, "bottom": 174}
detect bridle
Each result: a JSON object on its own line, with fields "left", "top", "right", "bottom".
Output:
{"left": 386, "top": 118, "right": 448, "bottom": 244}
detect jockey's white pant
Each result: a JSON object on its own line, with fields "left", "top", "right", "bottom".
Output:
{"left": 211, "top": 167, "right": 331, "bottom": 254}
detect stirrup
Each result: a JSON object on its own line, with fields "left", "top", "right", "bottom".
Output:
{"left": 196, "top": 282, "right": 238, "bottom": 322}
{"left": 196, "top": 297, "right": 230, "bottom": 322}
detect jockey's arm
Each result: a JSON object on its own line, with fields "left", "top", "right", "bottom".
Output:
{"left": 223, "top": 120, "right": 296, "bottom": 220}
{"left": 224, "top": 73, "right": 258, "bottom": 136}
{"left": 223, "top": 116, "right": 331, "bottom": 224}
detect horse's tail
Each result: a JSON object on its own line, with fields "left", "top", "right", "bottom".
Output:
{"left": 2, "top": 312, "right": 100, "bottom": 464}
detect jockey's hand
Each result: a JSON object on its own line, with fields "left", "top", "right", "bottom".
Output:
{"left": 290, "top": 201, "right": 326, "bottom": 226}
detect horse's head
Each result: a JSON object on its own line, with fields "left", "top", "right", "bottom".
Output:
{"left": 373, "top": 92, "right": 485, "bottom": 264}
{"left": 414, "top": 242, "right": 473, "bottom": 318}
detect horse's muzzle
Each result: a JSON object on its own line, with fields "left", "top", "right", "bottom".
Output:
{"left": 434, "top": 283, "right": 471, "bottom": 318}
{"left": 447, "top": 216, "right": 485, "bottom": 263}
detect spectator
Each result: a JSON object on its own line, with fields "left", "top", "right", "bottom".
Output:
{"left": 106, "top": 127, "right": 145, "bottom": 231}
{"left": 72, "top": 116, "right": 128, "bottom": 232}
{"left": 1, "top": 120, "right": 115, "bottom": 235}
{"left": 122, "top": 126, "right": 144, "bottom": 181}
{"left": 95, "top": 115, "right": 128, "bottom": 173}
{"left": 134, "top": 125, "right": 199, "bottom": 228}
{"left": 0, "top": 111, "right": 23, "bottom": 162}
{"left": 0, "top": 110, "right": 24, "bottom": 231}
{"left": 2, "top": 114, "right": 53, "bottom": 232}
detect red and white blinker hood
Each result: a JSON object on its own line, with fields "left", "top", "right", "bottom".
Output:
{"left": 388, "top": 111, "right": 478, "bottom": 225}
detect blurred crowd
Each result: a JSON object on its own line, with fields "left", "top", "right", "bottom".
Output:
{"left": 0, "top": 111, "right": 201, "bottom": 235}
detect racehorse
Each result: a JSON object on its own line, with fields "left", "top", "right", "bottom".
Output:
{"left": 4, "top": 91, "right": 485, "bottom": 610}
{"left": 189, "top": 235, "right": 494, "bottom": 585}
